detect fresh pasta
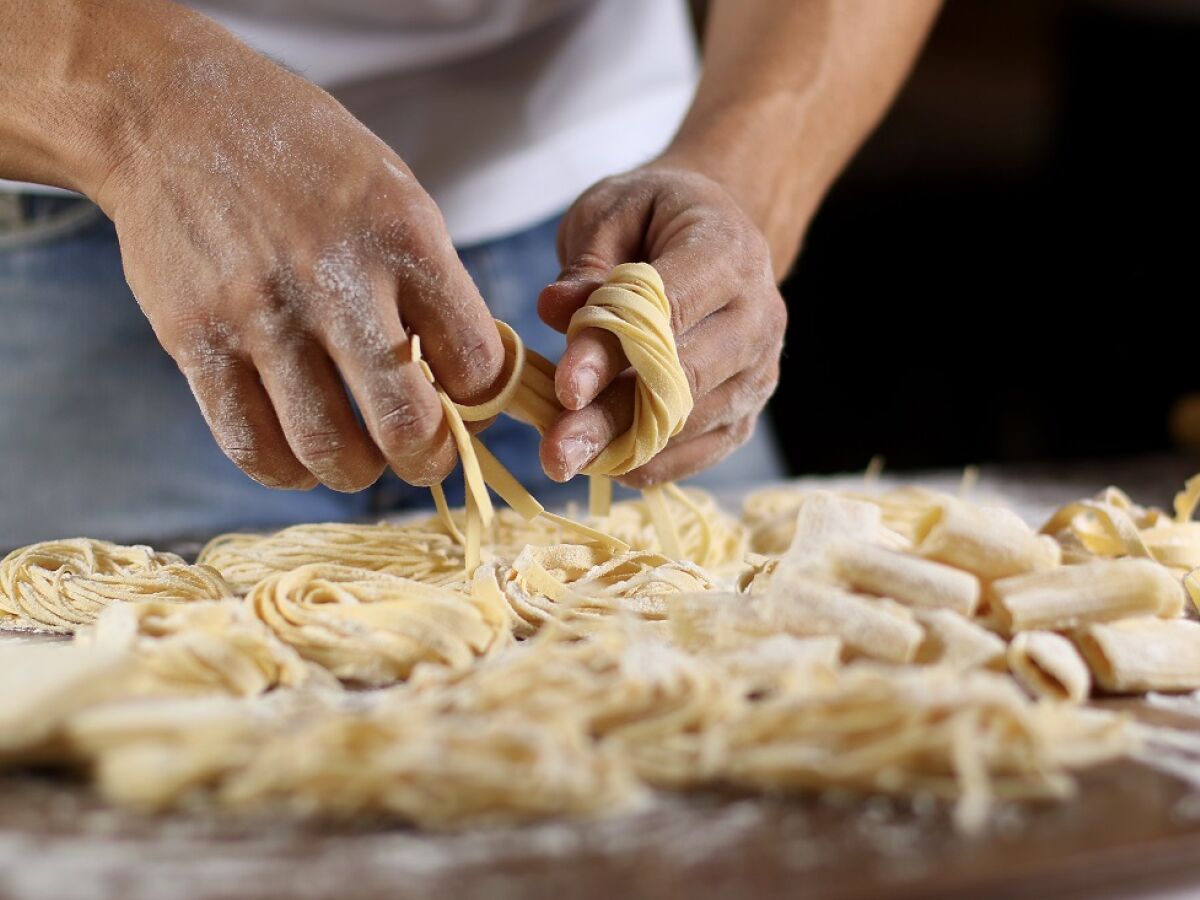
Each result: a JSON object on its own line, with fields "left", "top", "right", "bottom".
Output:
{"left": 0, "top": 539, "right": 231, "bottom": 633}
{"left": 990, "top": 558, "right": 1184, "bottom": 634}
{"left": 2, "top": 261, "right": 1199, "bottom": 836}
{"left": 1073, "top": 618, "right": 1200, "bottom": 694}
{"left": 1007, "top": 631, "right": 1091, "bottom": 703}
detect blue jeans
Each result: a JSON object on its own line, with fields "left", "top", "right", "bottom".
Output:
{"left": 0, "top": 197, "right": 782, "bottom": 546}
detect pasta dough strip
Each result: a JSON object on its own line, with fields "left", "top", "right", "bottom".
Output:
{"left": 416, "top": 264, "right": 694, "bottom": 574}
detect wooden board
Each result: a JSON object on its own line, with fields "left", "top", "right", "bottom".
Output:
{"left": 3, "top": 456, "right": 1200, "bottom": 900}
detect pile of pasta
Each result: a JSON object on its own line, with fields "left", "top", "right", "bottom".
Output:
{"left": 2, "top": 263, "right": 1200, "bottom": 833}
{"left": 1, "top": 472, "right": 1199, "bottom": 833}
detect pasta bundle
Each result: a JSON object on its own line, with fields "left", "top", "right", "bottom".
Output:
{"left": 0, "top": 538, "right": 231, "bottom": 633}
{"left": 198, "top": 523, "right": 465, "bottom": 594}
{"left": 67, "top": 691, "right": 643, "bottom": 826}
{"left": 244, "top": 564, "right": 510, "bottom": 685}
{"left": 498, "top": 546, "right": 717, "bottom": 638}
{"left": 80, "top": 600, "right": 327, "bottom": 698}
{"left": 713, "top": 663, "right": 1133, "bottom": 833}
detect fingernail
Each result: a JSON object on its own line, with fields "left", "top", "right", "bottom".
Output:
{"left": 560, "top": 433, "right": 600, "bottom": 480}
{"left": 570, "top": 366, "right": 600, "bottom": 410}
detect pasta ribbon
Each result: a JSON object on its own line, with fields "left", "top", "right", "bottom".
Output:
{"left": 419, "top": 263, "right": 693, "bottom": 575}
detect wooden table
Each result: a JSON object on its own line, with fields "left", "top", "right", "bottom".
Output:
{"left": 3, "top": 455, "right": 1199, "bottom": 900}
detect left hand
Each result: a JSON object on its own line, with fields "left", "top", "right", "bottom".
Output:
{"left": 537, "top": 163, "right": 786, "bottom": 487}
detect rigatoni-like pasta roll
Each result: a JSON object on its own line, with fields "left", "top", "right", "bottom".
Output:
{"left": 831, "top": 541, "right": 980, "bottom": 616}
{"left": 913, "top": 608, "right": 1006, "bottom": 671}
{"left": 672, "top": 580, "right": 923, "bottom": 665}
{"left": 669, "top": 591, "right": 773, "bottom": 652}
{"left": 1073, "top": 618, "right": 1200, "bottom": 693}
{"left": 1008, "top": 631, "right": 1091, "bottom": 703}
{"left": 990, "top": 558, "right": 1184, "bottom": 633}
{"left": 767, "top": 577, "right": 924, "bottom": 664}
{"left": 914, "top": 499, "right": 1060, "bottom": 581}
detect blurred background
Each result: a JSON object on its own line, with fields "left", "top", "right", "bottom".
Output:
{"left": 758, "top": 0, "right": 1200, "bottom": 475}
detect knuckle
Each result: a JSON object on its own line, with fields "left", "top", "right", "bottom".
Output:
{"left": 669, "top": 297, "right": 688, "bottom": 335}
{"left": 376, "top": 194, "right": 449, "bottom": 260}
{"left": 449, "top": 330, "right": 506, "bottom": 400}
{"left": 570, "top": 179, "right": 621, "bottom": 220}
{"left": 179, "top": 347, "right": 241, "bottom": 382}
{"left": 562, "top": 250, "right": 615, "bottom": 282}
{"left": 167, "top": 317, "right": 244, "bottom": 371}
{"left": 741, "top": 224, "right": 772, "bottom": 267}
{"left": 730, "top": 294, "right": 781, "bottom": 348}
{"left": 753, "top": 364, "right": 780, "bottom": 407}
{"left": 679, "top": 353, "right": 704, "bottom": 398}
{"left": 375, "top": 396, "right": 443, "bottom": 454}
{"left": 290, "top": 428, "right": 350, "bottom": 464}
{"left": 289, "top": 429, "right": 383, "bottom": 492}
{"left": 399, "top": 199, "right": 447, "bottom": 248}
{"left": 730, "top": 416, "right": 756, "bottom": 448}
{"left": 764, "top": 292, "right": 788, "bottom": 335}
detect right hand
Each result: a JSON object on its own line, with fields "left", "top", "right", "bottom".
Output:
{"left": 94, "top": 16, "right": 504, "bottom": 492}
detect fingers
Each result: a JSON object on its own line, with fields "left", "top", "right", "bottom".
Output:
{"left": 387, "top": 205, "right": 506, "bottom": 405}
{"left": 617, "top": 417, "right": 757, "bottom": 489}
{"left": 555, "top": 327, "right": 626, "bottom": 411}
{"left": 544, "top": 181, "right": 754, "bottom": 411}
{"left": 324, "top": 308, "right": 458, "bottom": 487}
{"left": 183, "top": 354, "right": 316, "bottom": 490}
{"left": 540, "top": 373, "right": 636, "bottom": 482}
{"left": 541, "top": 304, "right": 767, "bottom": 480}
{"left": 672, "top": 355, "right": 779, "bottom": 443}
{"left": 547, "top": 251, "right": 740, "bottom": 412}
{"left": 254, "top": 340, "right": 386, "bottom": 492}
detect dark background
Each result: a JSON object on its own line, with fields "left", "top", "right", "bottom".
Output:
{"left": 762, "top": 0, "right": 1199, "bottom": 475}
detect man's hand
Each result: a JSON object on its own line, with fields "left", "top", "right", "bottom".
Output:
{"left": 0, "top": 3, "right": 503, "bottom": 493}
{"left": 94, "top": 16, "right": 504, "bottom": 492}
{"left": 538, "top": 0, "right": 940, "bottom": 488}
{"left": 538, "top": 164, "right": 785, "bottom": 488}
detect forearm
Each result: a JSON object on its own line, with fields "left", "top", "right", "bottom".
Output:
{"left": 661, "top": 0, "right": 941, "bottom": 277}
{"left": 0, "top": 0, "right": 199, "bottom": 204}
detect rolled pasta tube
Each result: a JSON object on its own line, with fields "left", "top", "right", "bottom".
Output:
{"left": 832, "top": 541, "right": 980, "bottom": 616}
{"left": 991, "top": 558, "right": 1184, "bottom": 633}
{"left": 767, "top": 577, "right": 924, "bottom": 664}
{"left": 1008, "top": 631, "right": 1091, "bottom": 703}
{"left": 669, "top": 592, "right": 778, "bottom": 652}
{"left": 914, "top": 608, "right": 1006, "bottom": 671}
{"left": 1073, "top": 618, "right": 1200, "bottom": 693}
{"left": 914, "top": 499, "right": 1060, "bottom": 581}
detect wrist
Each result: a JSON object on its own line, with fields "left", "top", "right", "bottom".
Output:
{"left": 0, "top": 1, "right": 200, "bottom": 213}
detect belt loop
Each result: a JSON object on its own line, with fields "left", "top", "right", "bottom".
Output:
{"left": 0, "top": 194, "right": 22, "bottom": 230}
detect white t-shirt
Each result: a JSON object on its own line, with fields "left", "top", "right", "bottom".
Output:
{"left": 5, "top": 0, "right": 699, "bottom": 245}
